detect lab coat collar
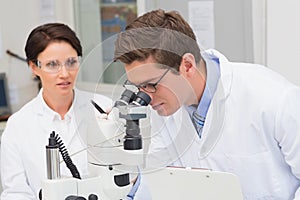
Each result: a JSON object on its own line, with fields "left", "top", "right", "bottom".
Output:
{"left": 33, "top": 88, "right": 86, "bottom": 121}
{"left": 198, "top": 49, "right": 233, "bottom": 158}
{"left": 204, "top": 49, "right": 233, "bottom": 101}
{"left": 170, "top": 50, "right": 234, "bottom": 159}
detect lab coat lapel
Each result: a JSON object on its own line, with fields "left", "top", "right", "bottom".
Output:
{"left": 199, "top": 54, "right": 233, "bottom": 158}
{"left": 161, "top": 108, "right": 200, "bottom": 166}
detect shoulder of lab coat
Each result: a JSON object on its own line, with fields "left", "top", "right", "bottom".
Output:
{"left": 0, "top": 88, "right": 113, "bottom": 199}
{"left": 207, "top": 49, "right": 300, "bottom": 198}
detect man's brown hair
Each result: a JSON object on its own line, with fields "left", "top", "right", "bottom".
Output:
{"left": 114, "top": 9, "right": 201, "bottom": 71}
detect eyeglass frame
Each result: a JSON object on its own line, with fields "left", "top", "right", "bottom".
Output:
{"left": 123, "top": 68, "right": 170, "bottom": 93}
{"left": 33, "top": 56, "right": 81, "bottom": 74}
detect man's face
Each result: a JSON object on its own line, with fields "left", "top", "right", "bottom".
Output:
{"left": 124, "top": 56, "right": 196, "bottom": 116}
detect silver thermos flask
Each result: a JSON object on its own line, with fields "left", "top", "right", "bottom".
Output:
{"left": 46, "top": 131, "right": 61, "bottom": 179}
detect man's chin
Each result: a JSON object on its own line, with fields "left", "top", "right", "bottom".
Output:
{"left": 156, "top": 108, "right": 167, "bottom": 116}
{"left": 156, "top": 108, "right": 175, "bottom": 116}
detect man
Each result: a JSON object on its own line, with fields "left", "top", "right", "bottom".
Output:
{"left": 114, "top": 9, "right": 300, "bottom": 199}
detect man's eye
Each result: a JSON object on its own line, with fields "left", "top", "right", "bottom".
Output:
{"left": 140, "top": 84, "right": 148, "bottom": 89}
{"left": 139, "top": 84, "right": 149, "bottom": 89}
{"left": 141, "top": 84, "right": 155, "bottom": 89}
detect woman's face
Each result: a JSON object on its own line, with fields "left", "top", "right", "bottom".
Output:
{"left": 30, "top": 41, "right": 79, "bottom": 101}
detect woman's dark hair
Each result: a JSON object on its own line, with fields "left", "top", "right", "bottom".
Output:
{"left": 25, "top": 23, "right": 82, "bottom": 63}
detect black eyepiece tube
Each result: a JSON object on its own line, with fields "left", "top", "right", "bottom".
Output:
{"left": 114, "top": 89, "right": 136, "bottom": 107}
{"left": 131, "top": 91, "right": 151, "bottom": 106}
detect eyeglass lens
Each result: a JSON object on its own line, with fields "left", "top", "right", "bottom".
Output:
{"left": 37, "top": 57, "right": 80, "bottom": 73}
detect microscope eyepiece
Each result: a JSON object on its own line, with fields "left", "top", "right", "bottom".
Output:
{"left": 114, "top": 89, "right": 136, "bottom": 107}
{"left": 131, "top": 91, "right": 151, "bottom": 106}
{"left": 115, "top": 89, "right": 151, "bottom": 150}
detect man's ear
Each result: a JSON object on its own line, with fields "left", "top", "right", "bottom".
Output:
{"left": 179, "top": 53, "right": 197, "bottom": 77}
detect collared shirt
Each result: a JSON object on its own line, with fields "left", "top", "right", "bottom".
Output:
{"left": 138, "top": 49, "right": 300, "bottom": 199}
{"left": 186, "top": 52, "right": 220, "bottom": 136}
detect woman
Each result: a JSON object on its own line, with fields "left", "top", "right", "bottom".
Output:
{"left": 0, "top": 23, "right": 112, "bottom": 199}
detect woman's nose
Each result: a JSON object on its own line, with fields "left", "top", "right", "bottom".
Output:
{"left": 58, "top": 65, "right": 70, "bottom": 77}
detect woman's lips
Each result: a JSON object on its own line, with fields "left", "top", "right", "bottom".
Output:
{"left": 57, "top": 81, "right": 71, "bottom": 88}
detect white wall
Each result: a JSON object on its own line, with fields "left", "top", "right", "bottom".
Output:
{"left": 265, "top": 0, "right": 300, "bottom": 85}
{"left": 252, "top": 0, "right": 267, "bottom": 65}
{"left": 252, "top": 0, "right": 300, "bottom": 85}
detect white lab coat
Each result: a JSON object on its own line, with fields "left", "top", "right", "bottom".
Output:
{"left": 137, "top": 49, "right": 300, "bottom": 200}
{"left": 0, "top": 88, "right": 112, "bottom": 200}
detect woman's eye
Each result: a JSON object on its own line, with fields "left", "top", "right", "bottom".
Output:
{"left": 46, "top": 61, "right": 59, "bottom": 68}
{"left": 67, "top": 60, "right": 77, "bottom": 66}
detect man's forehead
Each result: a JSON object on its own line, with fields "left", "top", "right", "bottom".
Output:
{"left": 125, "top": 63, "right": 165, "bottom": 83}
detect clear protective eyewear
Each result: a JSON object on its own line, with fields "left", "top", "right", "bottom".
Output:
{"left": 123, "top": 68, "right": 170, "bottom": 93}
{"left": 34, "top": 57, "right": 81, "bottom": 74}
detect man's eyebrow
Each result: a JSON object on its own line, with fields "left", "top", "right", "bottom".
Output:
{"left": 135, "top": 75, "right": 161, "bottom": 85}
{"left": 139, "top": 77, "right": 157, "bottom": 85}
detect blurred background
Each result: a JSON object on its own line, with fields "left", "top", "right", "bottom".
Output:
{"left": 0, "top": 0, "right": 299, "bottom": 114}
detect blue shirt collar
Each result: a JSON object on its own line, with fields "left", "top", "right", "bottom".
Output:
{"left": 186, "top": 52, "right": 220, "bottom": 119}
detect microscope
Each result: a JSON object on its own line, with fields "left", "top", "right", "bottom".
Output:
{"left": 41, "top": 88, "right": 244, "bottom": 200}
{"left": 41, "top": 89, "right": 151, "bottom": 200}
